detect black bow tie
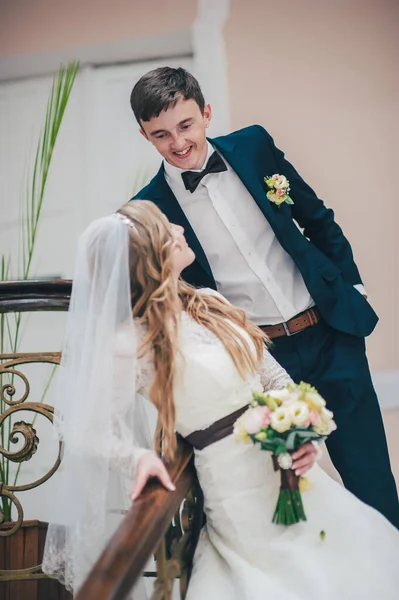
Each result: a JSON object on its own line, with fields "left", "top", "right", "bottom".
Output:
{"left": 181, "top": 151, "right": 227, "bottom": 193}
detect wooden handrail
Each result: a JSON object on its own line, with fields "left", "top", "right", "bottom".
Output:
{"left": 75, "top": 441, "right": 195, "bottom": 600}
{"left": 0, "top": 279, "right": 72, "bottom": 313}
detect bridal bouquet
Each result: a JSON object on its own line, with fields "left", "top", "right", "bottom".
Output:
{"left": 234, "top": 382, "right": 336, "bottom": 525}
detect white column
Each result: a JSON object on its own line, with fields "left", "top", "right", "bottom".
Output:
{"left": 193, "top": 0, "right": 231, "bottom": 136}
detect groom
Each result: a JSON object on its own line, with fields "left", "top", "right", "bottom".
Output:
{"left": 129, "top": 66, "right": 399, "bottom": 527}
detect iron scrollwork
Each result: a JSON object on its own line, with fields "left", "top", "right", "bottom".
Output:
{"left": 151, "top": 473, "right": 204, "bottom": 600}
{"left": 0, "top": 353, "right": 62, "bottom": 537}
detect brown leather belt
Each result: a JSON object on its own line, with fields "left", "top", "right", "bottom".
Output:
{"left": 259, "top": 307, "right": 321, "bottom": 340}
{"left": 184, "top": 404, "right": 249, "bottom": 451}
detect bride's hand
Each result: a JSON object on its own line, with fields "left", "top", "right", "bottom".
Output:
{"left": 130, "top": 452, "right": 176, "bottom": 501}
{"left": 292, "top": 442, "right": 319, "bottom": 476}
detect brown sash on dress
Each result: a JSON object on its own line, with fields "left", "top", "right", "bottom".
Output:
{"left": 184, "top": 404, "right": 249, "bottom": 451}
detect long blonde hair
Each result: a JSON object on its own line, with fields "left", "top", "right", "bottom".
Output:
{"left": 118, "top": 201, "right": 268, "bottom": 459}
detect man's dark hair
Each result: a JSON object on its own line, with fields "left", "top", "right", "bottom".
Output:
{"left": 130, "top": 66, "right": 205, "bottom": 125}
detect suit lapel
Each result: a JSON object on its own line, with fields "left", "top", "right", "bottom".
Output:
{"left": 211, "top": 135, "right": 294, "bottom": 254}
{"left": 144, "top": 166, "right": 214, "bottom": 281}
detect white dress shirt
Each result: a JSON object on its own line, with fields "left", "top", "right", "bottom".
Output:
{"left": 164, "top": 142, "right": 365, "bottom": 325}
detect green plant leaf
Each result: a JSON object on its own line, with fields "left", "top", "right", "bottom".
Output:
{"left": 1, "top": 61, "right": 79, "bottom": 509}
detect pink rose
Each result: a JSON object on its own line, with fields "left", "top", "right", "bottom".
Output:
{"left": 310, "top": 409, "right": 322, "bottom": 427}
{"left": 276, "top": 188, "right": 285, "bottom": 197}
{"left": 245, "top": 406, "right": 272, "bottom": 434}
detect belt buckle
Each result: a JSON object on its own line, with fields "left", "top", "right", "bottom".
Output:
{"left": 282, "top": 322, "right": 292, "bottom": 336}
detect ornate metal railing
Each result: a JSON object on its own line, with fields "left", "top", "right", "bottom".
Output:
{"left": 0, "top": 280, "right": 72, "bottom": 599}
{"left": 0, "top": 351, "right": 62, "bottom": 536}
{"left": 0, "top": 280, "right": 201, "bottom": 600}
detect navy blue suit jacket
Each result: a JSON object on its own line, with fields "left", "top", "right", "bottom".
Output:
{"left": 132, "top": 125, "right": 378, "bottom": 338}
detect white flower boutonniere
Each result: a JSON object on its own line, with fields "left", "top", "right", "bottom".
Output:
{"left": 264, "top": 174, "right": 294, "bottom": 207}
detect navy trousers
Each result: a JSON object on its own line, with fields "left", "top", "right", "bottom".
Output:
{"left": 269, "top": 319, "right": 399, "bottom": 529}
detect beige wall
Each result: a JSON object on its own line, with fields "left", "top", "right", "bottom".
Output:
{"left": 225, "top": 0, "right": 399, "bottom": 372}
{"left": 2, "top": 0, "right": 397, "bottom": 370}
{"left": 0, "top": 0, "right": 196, "bottom": 56}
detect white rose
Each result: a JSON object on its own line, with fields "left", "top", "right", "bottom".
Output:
{"left": 267, "top": 388, "right": 291, "bottom": 404}
{"left": 313, "top": 407, "right": 336, "bottom": 435}
{"left": 234, "top": 413, "right": 251, "bottom": 443}
{"left": 270, "top": 406, "right": 292, "bottom": 433}
{"left": 313, "top": 421, "right": 331, "bottom": 436}
{"left": 304, "top": 392, "right": 326, "bottom": 411}
{"left": 273, "top": 175, "right": 289, "bottom": 190}
{"left": 284, "top": 390, "right": 301, "bottom": 403}
{"left": 289, "top": 401, "right": 311, "bottom": 427}
{"left": 321, "top": 407, "right": 334, "bottom": 422}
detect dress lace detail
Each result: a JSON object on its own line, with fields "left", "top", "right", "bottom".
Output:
{"left": 197, "top": 287, "right": 292, "bottom": 392}
{"left": 103, "top": 326, "right": 153, "bottom": 478}
{"left": 258, "top": 345, "right": 292, "bottom": 392}
{"left": 180, "top": 311, "right": 226, "bottom": 347}
{"left": 132, "top": 291, "right": 293, "bottom": 438}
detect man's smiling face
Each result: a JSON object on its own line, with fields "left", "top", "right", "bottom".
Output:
{"left": 139, "top": 97, "right": 212, "bottom": 170}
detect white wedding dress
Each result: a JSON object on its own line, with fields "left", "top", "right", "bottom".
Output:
{"left": 127, "top": 293, "right": 399, "bottom": 600}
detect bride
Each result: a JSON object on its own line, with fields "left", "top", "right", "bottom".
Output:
{"left": 43, "top": 200, "right": 399, "bottom": 599}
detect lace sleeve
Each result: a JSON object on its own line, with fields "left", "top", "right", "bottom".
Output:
{"left": 135, "top": 341, "right": 155, "bottom": 396}
{"left": 109, "top": 326, "right": 155, "bottom": 480}
{"left": 109, "top": 413, "right": 152, "bottom": 480}
{"left": 258, "top": 345, "right": 293, "bottom": 392}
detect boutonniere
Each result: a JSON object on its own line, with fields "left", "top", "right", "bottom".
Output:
{"left": 264, "top": 174, "right": 294, "bottom": 207}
